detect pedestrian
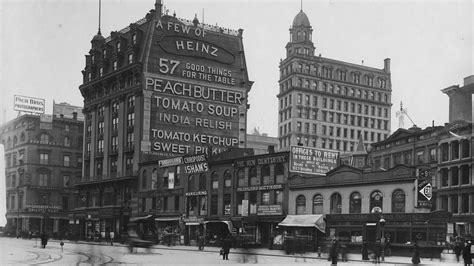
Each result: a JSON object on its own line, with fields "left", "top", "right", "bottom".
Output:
{"left": 385, "top": 237, "right": 392, "bottom": 256}
{"left": 463, "top": 242, "right": 472, "bottom": 266}
{"left": 411, "top": 241, "right": 421, "bottom": 265}
{"left": 198, "top": 233, "right": 205, "bottom": 251}
{"left": 329, "top": 239, "right": 339, "bottom": 266}
{"left": 455, "top": 239, "right": 463, "bottom": 262}
{"left": 110, "top": 231, "right": 115, "bottom": 246}
{"left": 221, "top": 235, "right": 232, "bottom": 260}
{"left": 362, "top": 241, "right": 369, "bottom": 260}
{"left": 40, "top": 232, "right": 48, "bottom": 248}
{"left": 373, "top": 241, "right": 382, "bottom": 264}
{"left": 340, "top": 244, "right": 347, "bottom": 262}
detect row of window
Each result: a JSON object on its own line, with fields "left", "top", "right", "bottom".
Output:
{"left": 439, "top": 193, "right": 474, "bottom": 214}
{"left": 440, "top": 140, "right": 470, "bottom": 162}
{"left": 440, "top": 165, "right": 471, "bottom": 187}
{"left": 5, "top": 171, "right": 77, "bottom": 188}
{"left": 83, "top": 154, "right": 133, "bottom": 179}
{"left": 295, "top": 189, "right": 406, "bottom": 215}
{"left": 281, "top": 62, "right": 388, "bottom": 89}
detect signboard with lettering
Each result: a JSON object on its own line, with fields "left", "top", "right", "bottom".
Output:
{"left": 257, "top": 205, "right": 282, "bottom": 216}
{"left": 14, "top": 95, "right": 45, "bottom": 114}
{"left": 289, "top": 146, "right": 339, "bottom": 175}
{"left": 142, "top": 16, "right": 249, "bottom": 159}
{"left": 416, "top": 178, "right": 432, "bottom": 208}
{"left": 236, "top": 184, "right": 284, "bottom": 192}
{"left": 234, "top": 155, "right": 288, "bottom": 168}
{"left": 241, "top": 199, "right": 249, "bottom": 217}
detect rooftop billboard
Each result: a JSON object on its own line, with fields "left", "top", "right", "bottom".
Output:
{"left": 289, "top": 145, "right": 339, "bottom": 175}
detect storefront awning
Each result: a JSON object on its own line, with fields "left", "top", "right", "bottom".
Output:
{"left": 204, "top": 220, "right": 233, "bottom": 233}
{"left": 278, "top": 215, "right": 325, "bottom": 233}
{"left": 129, "top": 215, "right": 153, "bottom": 222}
{"left": 155, "top": 217, "right": 180, "bottom": 222}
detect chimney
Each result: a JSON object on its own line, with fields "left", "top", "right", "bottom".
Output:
{"left": 73, "top": 112, "right": 78, "bottom": 120}
{"left": 463, "top": 75, "right": 474, "bottom": 86}
{"left": 268, "top": 145, "right": 275, "bottom": 154}
{"left": 384, "top": 58, "right": 391, "bottom": 73}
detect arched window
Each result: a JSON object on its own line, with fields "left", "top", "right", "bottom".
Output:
{"left": 141, "top": 170, "right": 147, "bottom": 189}
{"left": 392, "top": 189, "right": 406, "bottom": 213}
{"left": 330, "top": 193, "right": 342, "bottom": 214}
{"left": 40, "top": 134, "right": 49, "bottom": 144}
{"left": 13, "top": 136, "right": 17, "bottom": 147}
{"left": 151, "top": 168, "right": 158, "bottom": 189}
{"left": 349, "top": 192, "right": 362, "bottom": 213}
{"left": 261, "top": 165, "right": 271, "bottom": 185}
{"left": 199, "top": 173, "right": 206, "bottom": 190}
{"left": 370, "top": 191, "right": 383, "bottom": 213}
{"left": 249, "top": 166, "right": 258, "bottom": 186}
{"left": 224, "top": 170, "right": 231, "bottom": 188}
{"left": 237, "top": 168, "right": 245, "bottom": 187}
{"left": 7, "top": 137, "right": 12, "bottom": 149}
{"left": 312, "top": 194, "right": 323, "bottom": 214}
{"left": 275, "top": 163, "right": 285, "bottom": 183}
{"left": 64, "top": 136, "right": 71, "bottom": 147}
{"left": 20, "top": 132, "right": 25, "bottom": 143}
{"left": 296, "top": 195, "right": 306, "bottom": 215}
{"left": 211, "top": 171, "right": 219, "bottom": 189}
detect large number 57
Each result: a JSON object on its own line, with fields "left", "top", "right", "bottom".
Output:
{"left": 159, "top": 58, "right": 180, "bottom": 75}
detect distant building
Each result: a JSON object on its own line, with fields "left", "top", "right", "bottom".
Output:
{"left": 441, "top": 75, "right": 474, "bottom": 123}
{"left": 52, "top": 101, "right": 84, "bottom": 121}
{"left": 0, "top": 112, "right": 83, "bottom": 237}
{"left": 278, "top": 9, "right": 392, "bottom": 153}
{"left": 246, "top": 128, "right": 278, "bottom": 155}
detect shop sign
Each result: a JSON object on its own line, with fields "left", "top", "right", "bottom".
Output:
{"left": 417, "top": 178, "right": 432, "bottom": 207}
{"left": 289, "top": 146, "right": 339, "bottom": 175}
{"left": 257, "top": 205, "right": 282, "bottom": 216}
{"left": 27, "top": 205, "right": 61, "bottom": 213}
{"left": 184, "top": 217, "right": 204, "bottom": 223}
{"left": 235, "top": 155, "right": 288, "bottom": 168}
{"left": 236, "top": 184, "right": 283, "bottom": 192}
{"left": 185, "top": 191, "right": 207, "bottom": 196}
{"left": 183, "top": 161, "right": 209, "bottom": 174}
{"left": 158, "top": 156, "right": 183, "bottom": 168}
{"left": 241, "top": 200, "right": 249, "bottom": 217}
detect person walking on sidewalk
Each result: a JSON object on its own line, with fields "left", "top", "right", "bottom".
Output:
{"left": 198, "top": 233, "right": 205, "bottom": 251}
{"left": 411, "top": 241, "right": 421, "bottom": 265}
{"left": 463, "top": 241, "right": 472, "bottom": 266}
{"left": 221, "top": 235, "right": 232, "bottom": 260}
{"left": 329, "top": 239, "right": 339, "bottom": 266}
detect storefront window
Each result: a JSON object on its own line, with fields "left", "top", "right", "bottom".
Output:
{"left": 391, "top": 189, "right": 405, "bottom": 213}
{"left": 370, "top": 191, "right": 383, "bottom": 213}
{"left": 330, "top": 193, "right": 342, "bottom": 214}
{"left": 312, "top": 194, "right": 323, "bottom": 214}
{"left": 187, "top": 196, "right": 197, "bottom": 216}
{"left": 296, "top": 195, "right": 306, "bottom": 215}
{"left": 349, "top": 192, "right": 361, "bottom": 213}
{"left": 249, "top": 191, "right": 257, "bottom": 214}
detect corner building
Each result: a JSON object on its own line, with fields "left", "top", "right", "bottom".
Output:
{"left": 77, "top": 1, "right": 251, "bottom": 240}
{"left": 278, "top": 10, "right": 392, "bottom": 152}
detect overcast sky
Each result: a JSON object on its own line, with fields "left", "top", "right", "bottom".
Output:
{"left": 1, "top": 0, "right": 473, "bottom": 137}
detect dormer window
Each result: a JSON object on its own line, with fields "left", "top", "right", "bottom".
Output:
{"left": 116, "top": 42, "right": 121, "bottom": 53}
{"left": 132, "top": 34, "right": 137, "bottom": 45}
{"left": 113, "top": 61, "right": 117, "bottom": 71}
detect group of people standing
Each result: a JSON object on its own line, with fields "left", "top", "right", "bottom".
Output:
{"left": 454, "top": 239, "right": 472, "bottom": 266}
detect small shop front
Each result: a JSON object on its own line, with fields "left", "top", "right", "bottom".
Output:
{"left": 278, "top": 214, "right": 326, "bottom": 253}
{"left": 155, "top": 216, "right": 182, "bottom": 245}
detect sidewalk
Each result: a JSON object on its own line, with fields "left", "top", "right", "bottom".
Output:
{"left": 51, "top": 238, "right": 462, "bottom": 265}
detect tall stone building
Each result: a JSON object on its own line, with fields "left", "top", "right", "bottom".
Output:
{"left": 76, "top": 1, "right": 251, "bottom": 240}
{"left": 278, "top": 10, "right": 392, "bottom": 153}
{"left": 0, "top": 107, "right": 83, "bottom": 237}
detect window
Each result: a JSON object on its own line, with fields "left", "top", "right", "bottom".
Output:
{"left": 128, "top": 54, "right": 134, "bottom": 64}
{"left": 451, "top": 167, "right": 459, "bottom": 186}
{"left": 461, "top": 165, "right": 470, "bottom": 185}
{"left": 113, "top": 61, "right": 117, "bottom": 70}
{"left": 261, "top": 165, "right": 271, "bottom": 185}
{"left": 249, "top": 166, "right": 258, "bottom": 186}
{"left": 96, "top": 160, "right": 102, "bottom": 177}
{"left": 40, "top": 134, "right": 49, "bottom": 144}
{"left": 127, "top": 113, "right": 135, "bottom": 127}
{"left": 128, "top": 95, "right": 135, "bottom": 107}
{"left": 275, "top": 163, "right": 284, "bottom": 183}
{"left": 330, "top": 193, "right": 342, "bottom": 214}
{"left": 261, "top": 191, "right": 270, "bottom": 205}
{"left": 275, "top": 190, "right": 283, "bottom": 205}
{"left": 103, "top": 49, "right": 107, "bottom": 59}
{"left": 98, "top": 121, "right": 104, "bottom": 134}
{"left": 116, "top": 42, "right": 121, "bottom": 52}
{"left": 440, "top": 143, "right": 449, "bottom": 162}
{"left": 110, "top": 157, "right": 118, "bottom": 177}
{"left": 392, "top": 189, "right": 405, "bottom": 213}
{"left": 370, "top": 191, "right": 383, "bottom": 213}
{"left": 112, "top": 102, "right": 119, "bottom": 113}
{"left": 97, "top": 139, "right": 104, "bottom": 152}
{"left": 461, "top": 140, "right": 470, "bottom": 158}
{"left": 312, "top": 194, "right": 323, "bottom": 214}
{"left": 39, "top": 173, "right": 49, "bottom": 186}
{"left": 416, "top": 150, "right": 424, "bottom": 164}
{"left": 126, "top": 132, "right": 134, "bottom": 149}
{"left": 349, "top": 192, "right": 361, "bottom": 214}
{"left": 99, "top": 67, "right": 103, "bottom": 77}
{"left": 163, "top": 168, "right": 169, "bottom": 188}
{"left": 63, "top": 155, "right": 70, "bottom": 167}
{"left": 429, "top": 147, "right": 437, "bottom": 162}
{"left": 132, "top": 34, "right": 137, "bottom": 45}
{"left": 188, "top": 175, "right": 195, "bottom": 191}
{"left": 152, "top": 169, "right": 158, "bottom": 189}
{"left": 440, "top": 168, "right": 448, "bottom": 187}
{"left": 211, "top": 172, "right": 219, "bottom": 189}
{"left": 64, "top": 137, "right": 71, "bottom": 147}
{"left": 237, "top": 169, "right": 245, "bottom": 187}
{"left": 142, "top": 170, "right": 147, "bottom": 189}
{"left": 224, "top": 170, "right": 231, "bottom": 187}
{"left": 210, "top": 194, "right": 218, "bottom": 215}
{"left": 40, "top": 153, "right": 49, "bottom": 165}
{"left": 63, "top": 175, "right": 70, "bottom": 187}
{"left": 199, "top": 173, "right": 206, "bottom": 190}
{"left": 112, "top": 117, "right": 119, "bottom": 131}
{"left": 451, "top": 141, "right": 459, "bottom": 159}
{"left": 296, "top": 195, "right": 306, "bottom": 215}
{"left": 111, "top": 136, "right": 118, "bottom": 151}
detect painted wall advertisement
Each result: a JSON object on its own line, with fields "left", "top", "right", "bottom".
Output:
{"left": 289, "top": 146, "right": 339, "bottom": 175}
{"left": 142, "top": 16, "right": 249, "bottom": 159}
{"left": 14, "top": 95, "right": 45, "bottom": 114}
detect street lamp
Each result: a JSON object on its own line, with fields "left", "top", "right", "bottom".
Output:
{"left": 379, "top": 216, "right": 386, "bottom": 262}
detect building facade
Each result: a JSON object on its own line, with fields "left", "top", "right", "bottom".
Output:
{"left": 0, "top": 111, "right": 83, "bottom": 237}
{"left": 76, "top": 1, "right": 252, "bottom": 240}
{"left": 246, "top": 128, "right": 279, "bottom": 155}
{"left": 278, "top": 10, "right": 392, "bottom": 153}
